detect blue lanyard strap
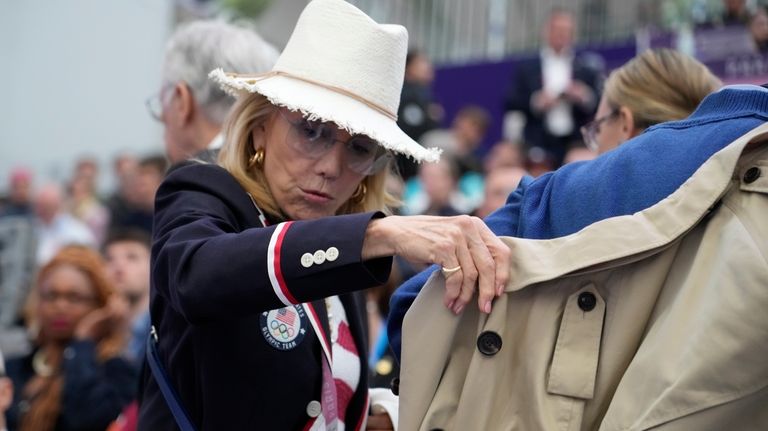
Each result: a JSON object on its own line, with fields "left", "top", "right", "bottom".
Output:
{"left": 146, "top": 327, "right": 198, "bottom": 431}
{"left": 369, "top": 329, "right": 390, "bottom": 369}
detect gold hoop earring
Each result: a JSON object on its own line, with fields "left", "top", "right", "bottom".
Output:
{"left": 352, "top": 182, "right": 367, "bottom": 203}
{"left": 248, "top": 148, "right": 265, "bottom": 169}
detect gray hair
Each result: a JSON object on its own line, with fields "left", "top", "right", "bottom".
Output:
{"left": 162, "top": 20, "right": 279, "bottom": 124}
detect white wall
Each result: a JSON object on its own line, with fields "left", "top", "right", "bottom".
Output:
{"left": 0, "top": 0, "right": 173, "bottom": 194}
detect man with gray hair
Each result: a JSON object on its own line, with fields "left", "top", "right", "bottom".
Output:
{"left": 148, "top": 20, "right": 279, "bottom": 164}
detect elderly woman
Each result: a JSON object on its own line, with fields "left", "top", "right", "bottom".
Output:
{"left": 4, "top": 246, "right": 135, "bottom": 431}
{"left": 580, "top": 48, "right": 721, "bottom": 153}
{"left": 138, "top": 1, "right": 509, "bottom": 430}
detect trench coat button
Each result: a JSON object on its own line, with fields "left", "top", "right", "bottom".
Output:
{"left": 390, "top": 377, "right": 400, "bottom": 396}
{"left": 313, "top": 250, "right": 326, "bottom": 265}
{"left": 477, "top": 331, "right": 502, "bottom": 356}
{"left": 301, "top": 253, "right": 314, "bottom": 268}
{"left": 744, "top": 167, "right": 761, "bottom": 184}
{"left": 306, "top": 400, "right": 322, "bottom": 418}
{"left": 578, "top": 292, "right": 597, "bottom": 312}
{"left": 325, "top": 247, "right": 339, "bottom": 262}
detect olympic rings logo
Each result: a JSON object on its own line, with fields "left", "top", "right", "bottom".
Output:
{"left": 270, "top": 319, "right": 295, "bottom": 340}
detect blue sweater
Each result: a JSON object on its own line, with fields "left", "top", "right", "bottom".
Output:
{"left": 388, "top": 85, "right": 768, "bottom": 360}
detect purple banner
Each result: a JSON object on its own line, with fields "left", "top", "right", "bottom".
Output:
{"left": 693, "top": 26, "right": 754, "bottom": 62}
{"left": 433, "top": 26, "right": 768, "bottom": 155}
{"left": 646, "top": 27, "right": 768, "bottom": 84}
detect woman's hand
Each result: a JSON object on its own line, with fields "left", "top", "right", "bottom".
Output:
{"left": 366, "top": 413, "right": 394, "bottom": 430}
{"left": 363, "top": 215, "right": 511, "bottom": 314}
{"left": 74, "top": 296, "right": 130, "bottom": 342}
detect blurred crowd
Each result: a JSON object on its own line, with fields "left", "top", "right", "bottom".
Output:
{"left": 0, "top": 153, "right": 160, "bottom": 430}
{"left": 0, "top": 1, "right": 758, "bottom": 430}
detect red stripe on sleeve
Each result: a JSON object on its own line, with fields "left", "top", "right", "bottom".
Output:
{"left": 273, "top": 221, "right": 298, "bottom": 304}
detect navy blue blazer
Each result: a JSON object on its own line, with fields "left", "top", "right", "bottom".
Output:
{"left": 138, "top": 163, "right": 392, "bottom": 430}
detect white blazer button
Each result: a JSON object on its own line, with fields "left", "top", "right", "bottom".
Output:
{"left": 301, "top": 253, "right": 314, "bottom": 268}
{"left": 306, "top": 400, "right": 322, "bottom": 417}
{"left": 325, "top": 247, "right": 339, "bottom": 262}
{"left": 313, "top": 250, "right": 326, "bottom": 265}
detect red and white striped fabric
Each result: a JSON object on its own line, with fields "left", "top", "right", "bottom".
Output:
{"left": 328, "top": 296, "right": 361, "bottom": 431}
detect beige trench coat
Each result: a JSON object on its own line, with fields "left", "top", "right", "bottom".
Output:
{"left": 399, "top": 123, "right": 768, "bottom": 431}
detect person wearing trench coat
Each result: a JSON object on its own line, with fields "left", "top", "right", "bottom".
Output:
{"left": 398, "top": 119, "right": 768, "bottom": 429}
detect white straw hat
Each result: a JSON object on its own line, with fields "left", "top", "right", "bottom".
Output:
{"left": 209, "top": 0, "right": 441, "bottom": 163}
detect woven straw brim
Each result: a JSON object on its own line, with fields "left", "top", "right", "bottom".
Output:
{"left": 210, "top": 69, "right": 441, "bottom": 163}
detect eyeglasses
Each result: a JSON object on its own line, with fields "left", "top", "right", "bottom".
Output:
{"left": 581, "top": 110, "right": 619, "bottom": 152}
{"left": 145, "top": 83, "right": 175, "bottom": 122}
{"left": 39, "top": 290, "right": 96, "bottom": 307}
{"left": 278, "top": 108, "right": 391, "bottom": 176}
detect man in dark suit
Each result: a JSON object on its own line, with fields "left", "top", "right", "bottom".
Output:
{"left": 505, "top": 8, "right": 602, "bottom": 167}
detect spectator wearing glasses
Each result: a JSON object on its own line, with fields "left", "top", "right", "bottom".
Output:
{"left": 4, "top": 246, "right": 135, "bottom": 431}
{"left": 138, "top": 1, "right": 510, "bottom": 430}
{"left": 147, "top": 20, "right": 279, "bottom": 165}
{"left": 581, "top": 49, "right": 721, "bottom": 154}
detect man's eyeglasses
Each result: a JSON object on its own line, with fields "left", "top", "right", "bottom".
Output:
{"left": 145, "top": 83, "right": 175, "bottom": 122}
{"left": 278, "top": 108, "right": 391, "bottom": 176}
{"left": 581, "top": 109, "right": 618, "bottom": 152}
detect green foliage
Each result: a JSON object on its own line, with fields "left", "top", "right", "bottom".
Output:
{"left": 218, "top": 0, "right": 273, "bottom": 19}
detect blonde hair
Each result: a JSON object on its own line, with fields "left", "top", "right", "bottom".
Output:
{"left": 218, "top": 92, "right": 398, "bottom": 219}
{"left": 603, "top": 49, "right": 722, "bottom": 130}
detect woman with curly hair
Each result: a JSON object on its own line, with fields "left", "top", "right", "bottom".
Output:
{"left": 4, "top": 246, "right": 136, "bottom": 431}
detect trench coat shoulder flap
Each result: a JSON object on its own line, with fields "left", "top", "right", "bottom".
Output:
{"left": 399, "top": 122, "right": 768, "bottom": 431}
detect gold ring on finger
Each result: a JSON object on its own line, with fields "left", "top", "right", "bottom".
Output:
{"left": 441, "top": 265, "right": 462, "bottom": 277}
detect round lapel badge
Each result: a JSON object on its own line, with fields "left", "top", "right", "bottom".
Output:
{"left": 261, "top": 305, "right": 308, "bottom": 351}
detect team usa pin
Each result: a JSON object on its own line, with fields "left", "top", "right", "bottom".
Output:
{"left": 261, "top": 305, "right": 308, "bottom": 350}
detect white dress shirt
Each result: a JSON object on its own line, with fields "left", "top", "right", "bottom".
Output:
{"left": 540, "top": 47, "right": 574, "bottom": 137}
